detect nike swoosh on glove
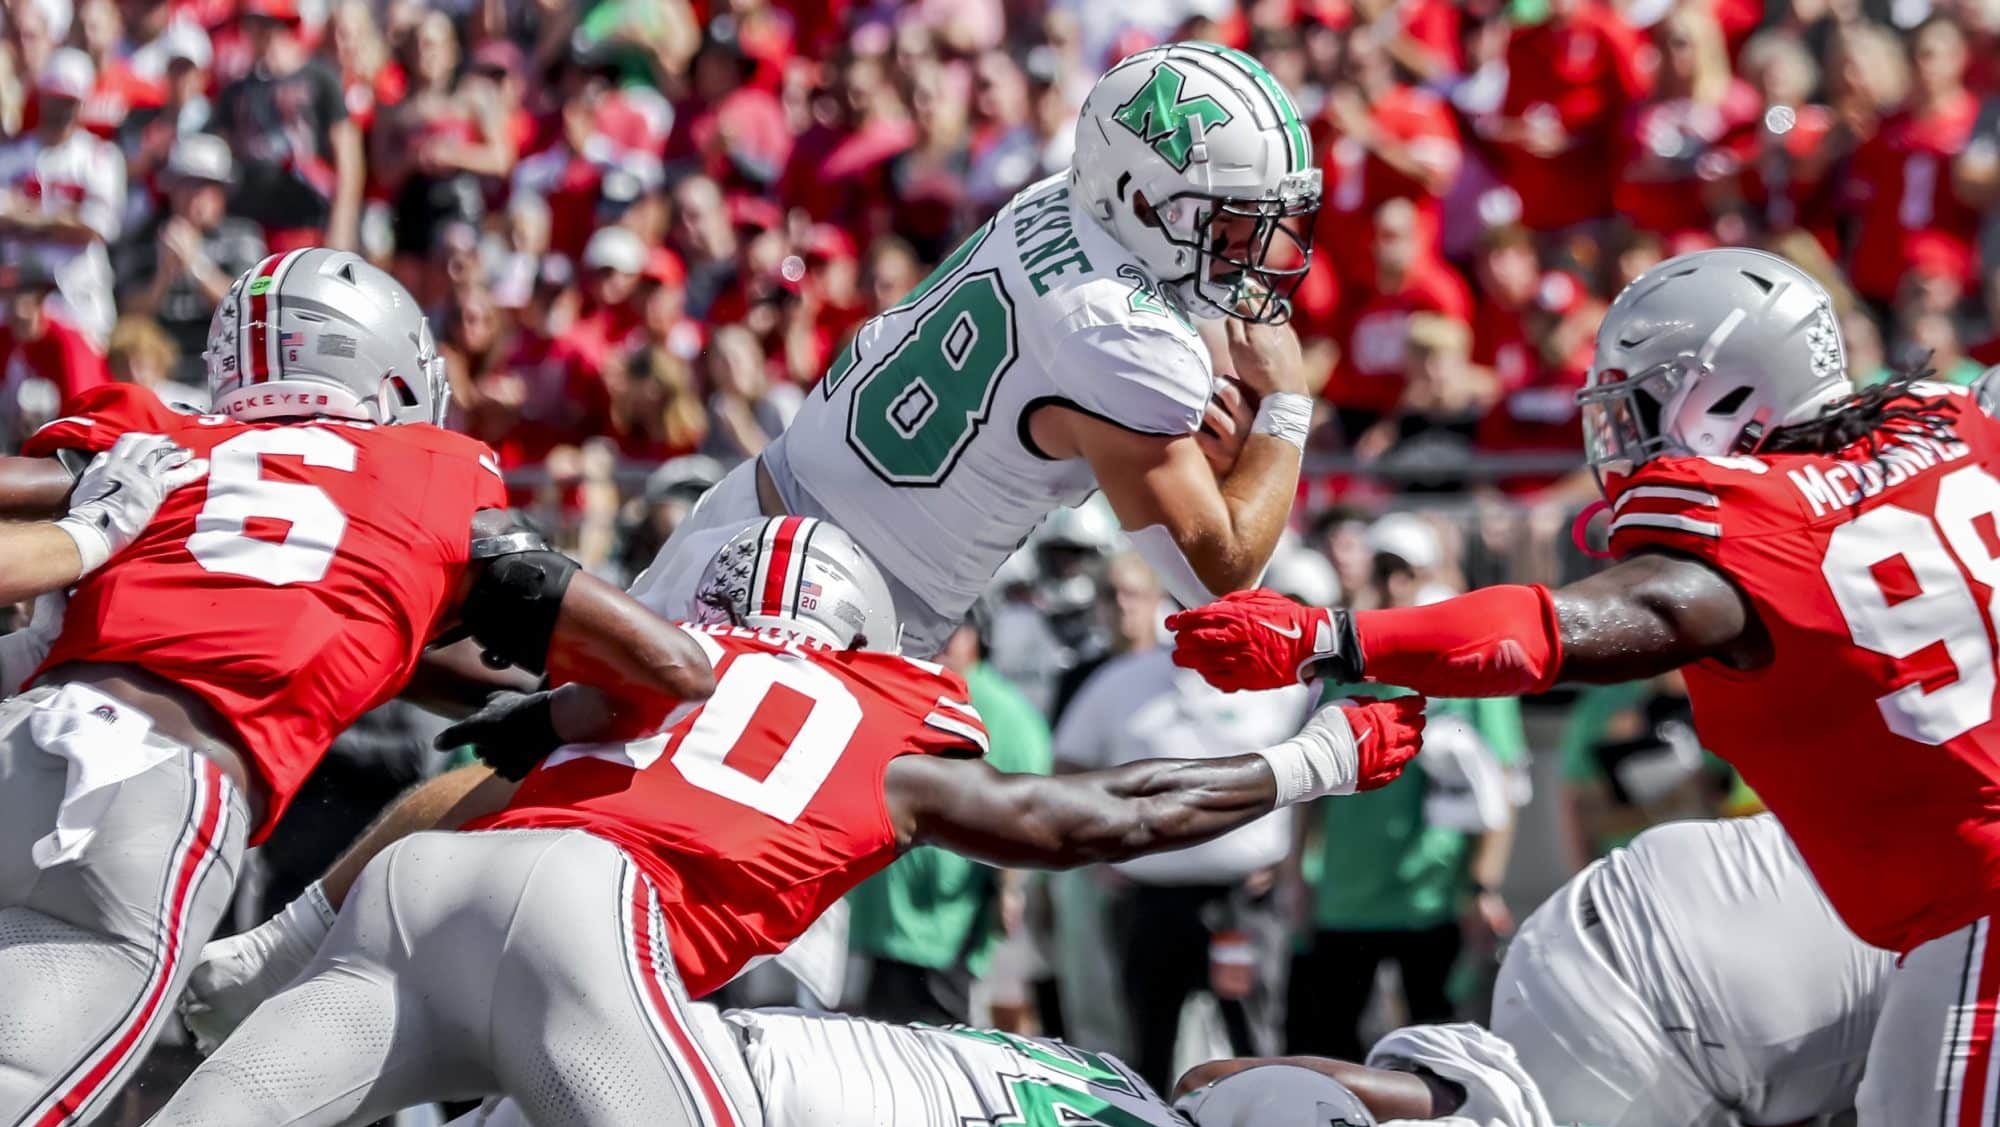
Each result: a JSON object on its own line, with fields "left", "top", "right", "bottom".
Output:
{"left": 58, "top": 432, "right": 208, "bottom": 575}
{"left": 1166, "top": 588, "right": 1347, "bottom": 692}
{"left": 1340, "top": 695, "right": 1427, "bottom": 791}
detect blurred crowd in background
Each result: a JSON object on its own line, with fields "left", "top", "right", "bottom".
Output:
{"left": 0, "top": 0, "right": 1962, "bottom": 1119}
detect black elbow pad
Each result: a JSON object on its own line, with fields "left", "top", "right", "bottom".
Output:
{"left": 459, "top": 549, "right": 579, "bottom": 674}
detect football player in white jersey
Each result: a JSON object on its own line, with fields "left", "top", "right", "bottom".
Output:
{"left": 1493, "top": 814, "right": 1893, "bottom": 1126}
{"left": 443, "top": 1007, "right": 1547, "bottom": 1127}
{"left": 632, "top": 40, "right": 1322, "bottom": 657}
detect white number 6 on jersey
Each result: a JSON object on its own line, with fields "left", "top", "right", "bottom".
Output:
{"left": 187, "top": 428, "right": 356, "bottom": 585}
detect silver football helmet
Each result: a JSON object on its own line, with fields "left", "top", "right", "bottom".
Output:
{"left": 205, "top": 248, "right": 448, "bottom": 426}
{"left": 1174, "top": 1065, "right": 1376, "bottom": 1127}
{"left": 691, "top": 517, "right": 901, "bottom": 651}
{"left": 1578, "top": 247, "right": 1849, "bottom": 476}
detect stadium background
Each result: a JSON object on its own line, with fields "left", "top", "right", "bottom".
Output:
{"left": 0, "top": 0, "right": 1952, "bottom": 1120}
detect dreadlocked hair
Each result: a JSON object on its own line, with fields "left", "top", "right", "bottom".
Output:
{"left": 1758, "top": 361, "right": 1962, "bottom": 460}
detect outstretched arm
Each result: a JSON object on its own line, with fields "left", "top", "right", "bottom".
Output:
{"left": 885, "top": 697, "right": 1425, "bottom": 868}
{"left": 0, "top": 455, "right": 79, "bottom": 517}
{"left": 1170, "top": 550, "right": 1754, "bottom": 695}
{"left": 890, "top": 752, "right": 1278, "bottom": 868}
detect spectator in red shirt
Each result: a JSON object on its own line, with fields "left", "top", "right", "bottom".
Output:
{"left": 1848, "top": 16, "right": 1981, "bottom": 305}
{"left": 322, "top": 0, "right": 404, "bottom": 136}
{"left": 1486, "top": 0, "right": 1649, "bottom": 232}
{"left": 372, "top": 12, "right": 516, "bottom": 275}
{"left": 671, "top": 20, "right": 792, "bottom": 190}
{"left": 1316, "top": 23, "right": 1461, "bottom": 291}
{"left": 566, "top": 225, "right": 649, "bottom": 377}
{"left": 1724, "top": 32, "right": 1840, "bottom": 255}
{"left": 608, "top": 254, "right": 707, "bottom": 462}
{"left": 510, "top": 62, "right": 652, "bottom": 262}
{"left": 1326, "top": 197, "right": 1472, "bottom": 435}
{"left": 1613, "top": 4, "right": 1759, "bottom": 248}
{"left": 0, "top": 261, "right": 110, "bottom": 450}
{"left": 888, "top": 64, "right": 973, "bottom": 263}
{"left": 1468, "top": 224, "right": 1543, "bottom": 398}
{"left": 778, "top": 51, "right": 915, "bottom": 231}
{"left": 1365, "top": 0, "right": 1464, "bottom": 82}
{"left": 73, "top": 0, "right": 164, "bottom": 140}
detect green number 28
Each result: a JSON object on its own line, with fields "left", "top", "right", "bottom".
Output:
{"left": 832, "top": 225, "right": 1019, "bottom": 487}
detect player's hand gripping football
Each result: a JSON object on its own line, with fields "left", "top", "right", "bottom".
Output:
{"left": 58, "top": 432, "right": 208, "bottom": 575}
{"left": 1168, "top": 588, "right": 1355, "bottom": 692}
{"left": 1224, "top": 309, "right": 1306, "bottom": 398}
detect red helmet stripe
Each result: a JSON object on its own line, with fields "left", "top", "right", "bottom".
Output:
{"left": 264, "top": 249, "right": 308, "bottom": 384}
{"left": 758, "top": 516, "right": 810, "bottom": 619}
{"left": 241, "top": 251, "right": 295, "bottom": 384}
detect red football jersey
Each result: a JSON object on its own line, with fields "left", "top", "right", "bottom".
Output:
{"left": 473, "top": 624, "right": 988, "bottom": 997}
{"left": 1846, "top": 91, "right": 1982, "bottom": 302}
{"left": 25, "top": 384, "right": 507, "bottom": 840}
{"left": 1606, "top": 390, "right": 2000, "bottom": 952}
{"left": 1315, "top": 85, "right": 1460, "bottom": 291}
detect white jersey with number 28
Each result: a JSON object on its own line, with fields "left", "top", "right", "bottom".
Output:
{"left": 763, "top": 172, "right": 1215, "bottom": 631}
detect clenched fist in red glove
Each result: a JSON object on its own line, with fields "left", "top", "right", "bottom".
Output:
{"left": 1257, "top": 694, "right": 1427, "bottom": 805}
{"left": 1167, "top": 588, "right": 1358, "bottom": 692}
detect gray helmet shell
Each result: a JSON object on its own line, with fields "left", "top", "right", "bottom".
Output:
{"left": 206, "top": 248, "right": 448, "bottom": 426}
{"left": 1579, "top": 247, "right": 1848, "bottom": 474}
{"left": 1173, "top": 1065, "right": 1376, "bottom": 1127}
{"left": 692, "top": 517, "right": 902, "bottom": 652}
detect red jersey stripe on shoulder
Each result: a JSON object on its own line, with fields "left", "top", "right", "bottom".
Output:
{"left": 922, "top": 710, "right": 989, "bottom": 753}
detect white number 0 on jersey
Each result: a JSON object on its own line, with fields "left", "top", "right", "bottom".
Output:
{"left": 186, "top": 428, "right": 357, "bottom": 586}
{"left": 1823, "top": 463, "right": 2000, "bottom": 744}
{"left": 561, "top": 651, "right": 864, "bottom": 824}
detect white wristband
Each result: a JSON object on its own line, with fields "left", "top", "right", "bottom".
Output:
{"left": 1255, "top": 705, "right": 1360, "bottom": 806}
{"left": 297, "top": 880, "right": 339, "bottom": 933}
{"left": 1252, "top": 391, "right": 1314, "bottom": 452}
{"left": 54, "top": 516, "right": 110, "bottom": 576}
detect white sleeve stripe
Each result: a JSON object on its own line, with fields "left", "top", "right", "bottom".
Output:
{"left": 923, "top": 713, "right": 989, "bottom": 752}
{"left": 33, "top": 416, "right": 92, "bottom": 437}
{"left": 1609, "top": 512, "right": 1722, "bottom": 538}
{"left": 1612, "top": 486, "right": 1719, "bottom": 513}
{"left": 932, "top": 696, "right": 980, "bottom": 718}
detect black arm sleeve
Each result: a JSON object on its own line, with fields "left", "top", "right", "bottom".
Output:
{"left": 452, "top": 513, "right": 579, "bottom": 675}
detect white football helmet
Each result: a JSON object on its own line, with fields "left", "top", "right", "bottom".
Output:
{"left": 692, "top": 517, "right": 901, "bottom": 652}
{"left": 1578, "top": 247, "right": 1848, "bottom": 477}
{"left": 205, "top": 248, "right": 449, "bottom": 426}
{"left": 1072, "top": 41, "right": 1320, "bottom": 323}
{"left": 1175, "top": 1065, "right": 1376, "bottom": 1127}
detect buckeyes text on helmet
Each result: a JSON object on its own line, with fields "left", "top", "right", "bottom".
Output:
{"left": 205, "top": 248, "right": 450, "bottom": 427}
{"left": 1071, "top": 42, "right": 1321, "bottom": 324}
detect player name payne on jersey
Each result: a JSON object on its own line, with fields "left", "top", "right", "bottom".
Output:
{"left": 1788, "top": 429, "right": 1973, "bottom": 516}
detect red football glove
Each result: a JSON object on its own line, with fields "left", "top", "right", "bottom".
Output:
{"left": 1340, "top": 695, "right": 1426, "bottom": 792}
{"left": 1167, "top": 589, "right": 1347, "bottom": 692}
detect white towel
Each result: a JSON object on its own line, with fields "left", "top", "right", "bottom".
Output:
{"left": 1367, "top": 1023, "right": 1554, "bottom": 1127}
{"left": 1416, "top": 715, "right": 1514, "bottom": 834}
{"left": 30, "top": 682, "right": 169, "bottom": 868}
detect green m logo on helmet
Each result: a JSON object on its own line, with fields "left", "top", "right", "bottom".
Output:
{"left": 1111, "top": 63, "right": 1233, "bottom": 172}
